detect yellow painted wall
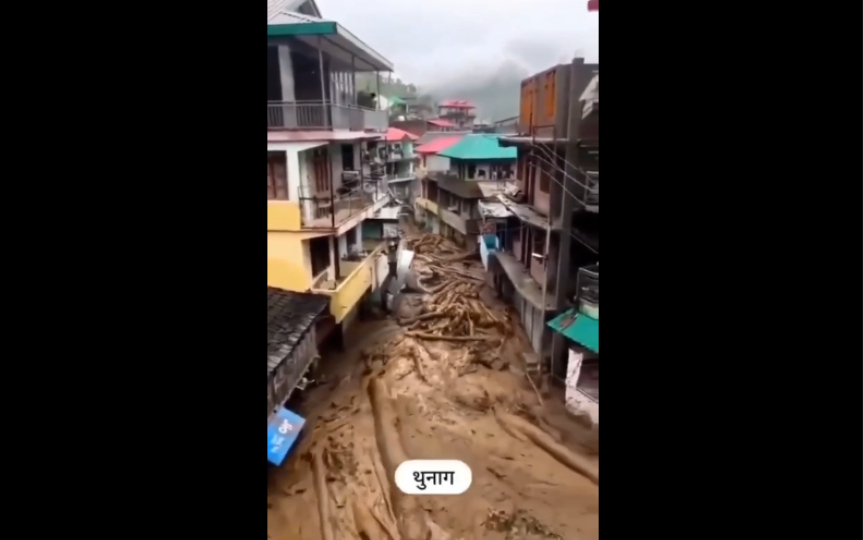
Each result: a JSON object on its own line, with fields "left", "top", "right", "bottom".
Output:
{"left": 267, "top": 232, "right": 312, "bottom": 291}
{"left": 312, "top": 244, "right": 385, "bottom": 323}
{"left": 267, "top": 201, "right": 302, "bottom": 231}
{"left": 329, "top": 262, "right": 373, "bottom": 323}
{"left": 415, "top": 197, "right": 439, "bottom": 215}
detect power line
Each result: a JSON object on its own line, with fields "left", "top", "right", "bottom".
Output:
{"left": 528, "top": 144, "right": 598, "bottom": 206}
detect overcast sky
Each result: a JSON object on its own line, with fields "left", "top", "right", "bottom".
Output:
{"left": 316, "top": 0, "right": 599, "bottom": 89}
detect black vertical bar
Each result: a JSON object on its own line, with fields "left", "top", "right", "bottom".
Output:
{"left": 317, "top": 36, "right": 327, "bottom": 128}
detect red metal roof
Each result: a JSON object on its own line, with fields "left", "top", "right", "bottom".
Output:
{"left": 427, "top": 118, "right": 458, "bottom": 128}
{"left": 439, "top": 100, "right": 475, "bottom": 109}
{"left": 587, "top": 0, "right": 598, "bottom": 10}
{"left": 383, "top": 127, "right": 419, "bottom": 142}
{"left": 415, "top": 135, "right": 464, "bottom": 154}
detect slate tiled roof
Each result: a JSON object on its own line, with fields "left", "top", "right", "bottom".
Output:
{"left": 267, "top": 287, "right": 330, "bottom": 375}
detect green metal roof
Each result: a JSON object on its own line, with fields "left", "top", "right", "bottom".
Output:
{"left": 548, "top": 309, "right": 599, "bottom": 353}
{"left": 388, "top": 96, "right": 406, "bottom": 106}
{"left": 267, "top": 11, "right": 394, "bottom": 71}
{"left": 267, "top": 11, "right": 337, "bottom": 35}
{"left": 437, "top": 134, "right": 518, "bottom": 161}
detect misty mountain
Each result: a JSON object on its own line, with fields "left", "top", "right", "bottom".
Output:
{"left": 425, "top": 60, "right": 530, "bottom": 122}
{"left": 357, "top": 62, "right": 529, "bottom": 123}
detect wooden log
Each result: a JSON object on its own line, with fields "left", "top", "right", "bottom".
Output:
{"left": 368, "top": 378, "right": 431, "bottom": 540}
{"left": 496, "top": 411, "right": 599, "bottom": 485}
{"left": 312, "top": 449, "right": 335, "bottom": 540}
{"left": 406, "top": 331, "right": 493, "bottom": 342}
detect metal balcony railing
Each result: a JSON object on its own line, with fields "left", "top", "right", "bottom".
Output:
{"left": 267, "top": 100, "right": 388, "bottom": 131}
{"left": 298, "top": 173, "right": 385, "bottom": 229}
{"left": 569, "top": 169, "right": 599, "bottom": 209}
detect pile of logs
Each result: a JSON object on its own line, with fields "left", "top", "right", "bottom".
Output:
{"left": 401, "top": 234, "right": 510, "bottom": 342}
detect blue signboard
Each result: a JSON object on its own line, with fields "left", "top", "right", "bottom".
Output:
{"left": 267, "top": 406, "right": 306, "bottom": 466}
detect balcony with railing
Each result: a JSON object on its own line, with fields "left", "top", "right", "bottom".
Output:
{"left": 267, "top": 100, "right": 388, "bottom": 132}
{"left": 385, "top": 147, "right": 417, "bottom": 162}
{"left": 569, "top": 168, "right": 599, "bottom": 213}
{"left": 311, "top": 241, "right": 388, "bottom": 323}
{"left": 439, "top": 205, "right": 480, "bottom": 236}
{"left": 298, "top": 171, "right": 388, "bottom": 230}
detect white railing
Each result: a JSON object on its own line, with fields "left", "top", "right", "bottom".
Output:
{"left": 267, "top": 100, "right": 387, "bottom": 132}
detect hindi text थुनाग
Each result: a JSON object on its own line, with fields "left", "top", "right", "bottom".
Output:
{"left": 412, "top": 470, "right": 456, "bottom": 490}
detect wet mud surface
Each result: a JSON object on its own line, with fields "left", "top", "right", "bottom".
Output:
{"left": 267, "top": 234, "right": 598, "bottom": 540}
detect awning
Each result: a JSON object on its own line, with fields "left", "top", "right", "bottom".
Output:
{"left": 267, "top": 406, "right": 306, "bottom": 466}
{"left": 267, "top": 12, "right": 393, "bottom": 71}
{"left": 548, "top": 309, "right": 599, "bottom": 353}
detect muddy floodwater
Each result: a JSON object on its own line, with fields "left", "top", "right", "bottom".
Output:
{"left": 267, "top": 234, "right": 599, "bottom": 540}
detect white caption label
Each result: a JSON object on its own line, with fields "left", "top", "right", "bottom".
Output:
{"left": 394, "top": 460, "right": 472, "bottom": 495}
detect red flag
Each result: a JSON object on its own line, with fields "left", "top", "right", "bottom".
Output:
{"left": 587, "top": 0, "right": 599, "bottom": 11}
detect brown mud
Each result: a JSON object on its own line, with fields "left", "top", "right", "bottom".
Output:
{"left": 267, "top": 233, "right": 599, "bottom": 540}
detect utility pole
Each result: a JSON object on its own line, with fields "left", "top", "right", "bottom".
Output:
{"left": 549, "top": 57, "right": 585, "bottom": 380}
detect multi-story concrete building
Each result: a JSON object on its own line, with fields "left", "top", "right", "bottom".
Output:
{"left": 267, "top": 0, "right": 394, "bottom": 337}
{"left": 372, "top": 127, "right": 418, "bottom": 201}
{"left": 389, "top": 118, "right": 460, "bottom": 138}
{"left": 486, "top": 58, "right": 599, "bottom": 382}
{"left": 437, "top": 100, "right": 477, "bottom": 130}
{"left": 414, "top": 134, "right": 516, "bottom": 246}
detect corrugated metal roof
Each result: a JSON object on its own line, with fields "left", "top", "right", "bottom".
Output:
{"left": 477, "top": 200, "right": 512, "bottom": 218}
{"left": 416, "top": 135, "right": 464, "bottom": 154}
{"left": 437, "top": 134, "right": 518, "bottom": 161}
{"left": 373, "top": 206, "right": 402, "bottom": 220}
{"left": 383, "top": 127, "right": 418, "bottom": 142}
{"left": 427, "top": 119, "right": 458, "bottom": 128}
{"left": 417, "top": 130, "right": 472, "bottom": 145}
{"left": 440, "top": 100, "right": 475, "bottom": 108}
{"left": 267, "top": 287, "right": 330, "bottom": 375}
{"left": 548, "top": 309, "right": 599, "bottom": 353}
{"left": 495, "top": 193, "right": 550, "bottom": 229}
{"left": 267, "top": 0, "right": 293, "bottom": 21}
{"left": 269, "top": 10, "right": 331, "bottom": 25}
{"left": 477, "top": 181, "right": 515, "bottom": 198}
{"left": 268, "top": 0, "right": 323, "bottom": 22}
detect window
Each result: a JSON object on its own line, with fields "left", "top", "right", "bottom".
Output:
{"left": 539, "top": 160, "right": 550, "bottom": 192}
{"left": 341, "top": 144, "right": 355, "bottom": 171}
{"left": 311, "top": 147, "right": 330, "bottom": 193}
{"left": 267, "top": 152, "right": 288, "bottom": 200}
{"left": 545, "top": 71, "right": 556, "bottom": 118}
{"left": 468, "top": 163, "right": 477, "bottom": 179}
{"left": 520, "top": 81, "right": 535, "bottom": 128}
{"left": 531, "top": 229, "right": 547, "bottom": 262}
{"left": 309, "top": 237, "right": 330, "bottom": 278}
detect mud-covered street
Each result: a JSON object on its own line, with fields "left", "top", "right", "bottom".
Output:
{"left": 267, "top": 234, "right": 599, "bottom": 540}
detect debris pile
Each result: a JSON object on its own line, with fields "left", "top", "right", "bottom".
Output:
{"left": 484, "top": 508, "right": 563, "bottom": 539}
{"left": 401, "top": 234, "right": 511, "bottom": 342}
{"left": 268, "top": 233, "right": 599, "bottom": 540}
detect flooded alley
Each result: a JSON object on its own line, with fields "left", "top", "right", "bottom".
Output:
{"left": 267, "top": 233, "right": 599, "bottom": 540}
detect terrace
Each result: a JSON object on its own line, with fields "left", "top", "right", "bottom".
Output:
{"left": 267, "top": 10, "right": 393, "bottom": 132}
